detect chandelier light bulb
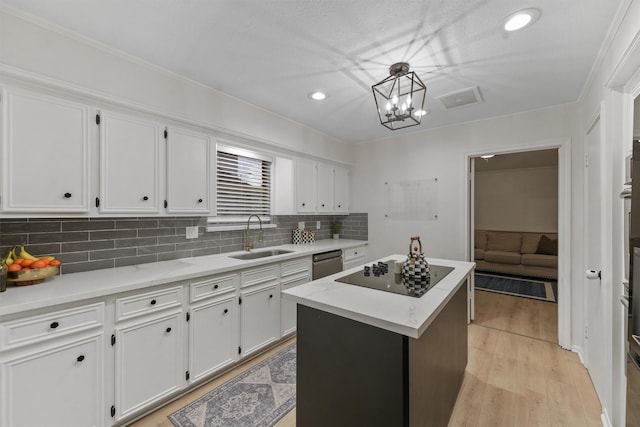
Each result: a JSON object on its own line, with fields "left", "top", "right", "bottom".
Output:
{"left": 386, "top": 101, "right": 391, "bottom": 112}
{"left": 406, "top": 94, "right": 412, "bottom": 106}
{"left": 392, "top": 95, "right": 398, "bottom": 106}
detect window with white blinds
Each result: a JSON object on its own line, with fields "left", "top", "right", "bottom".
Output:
{"left": 216, "top": 145, "right": 272, "bottom": 217}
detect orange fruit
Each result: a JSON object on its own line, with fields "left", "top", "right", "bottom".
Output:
{"left": 21, "top": 259, "right": 34, "bottom": 267}
{"left": 13, "top": 258, "right": 24, "bottom": 265}
{"left": 49, "top": 260, "right": 61, "bottom": 266}
{"left": 7, "top": 264, "right": 22, "bottom": 272}
{"left": 30, "top": 260, "right": 48, "bottom": 269}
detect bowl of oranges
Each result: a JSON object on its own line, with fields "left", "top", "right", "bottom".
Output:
{"left": 2, "top": 246, "right": 61, "bottom": 285}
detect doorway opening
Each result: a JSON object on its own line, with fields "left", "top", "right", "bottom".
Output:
{"left": 470, "top": 149, "right": 560, "bottom": 343}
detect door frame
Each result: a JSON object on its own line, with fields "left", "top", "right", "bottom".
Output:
{"left": 465, "top": 138, "right": 571, "bottom": 349}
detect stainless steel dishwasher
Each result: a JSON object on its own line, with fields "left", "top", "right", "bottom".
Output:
{"left": 312, "top": 250, "right": 343, "bottom": 280}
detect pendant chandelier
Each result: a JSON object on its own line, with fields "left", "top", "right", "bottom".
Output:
{"left": 371, "top": 62, "right": 426, "bottom": 130}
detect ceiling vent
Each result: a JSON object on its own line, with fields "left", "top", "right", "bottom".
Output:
{"left": 437, "top": 86, "right": 483, "bottom": 110}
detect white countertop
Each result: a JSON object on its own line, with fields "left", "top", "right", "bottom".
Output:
{"left": 282, "top": 254, "right": 475, "bottom": 339}
{"left": 0, "top": 239, "right": 367, "bottom": 317}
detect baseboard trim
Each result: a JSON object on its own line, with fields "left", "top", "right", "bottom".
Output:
{"left": 571, "top": 345, "right": 586, "bottom": 365}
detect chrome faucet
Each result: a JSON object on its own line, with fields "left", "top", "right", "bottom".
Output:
{"left": 245, "top": 215, "right": 263, "bottom": 251}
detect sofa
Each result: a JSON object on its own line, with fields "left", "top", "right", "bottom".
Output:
{"left": 474, "top": 230, "right": 558, "bottom": 280}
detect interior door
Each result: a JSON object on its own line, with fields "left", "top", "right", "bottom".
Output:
{"left": 584, "top": 114, "right": 610, "bottom": 409}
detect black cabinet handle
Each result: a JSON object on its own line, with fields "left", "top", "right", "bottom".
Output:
{"left": 77, "top": 355, "right": 85, "bottom": 362}
{"left": 338, "top": 205, "right": 341, "bottom": 208}
{"left": 166, "top": 327, "right": 172, "bottom": 333}
{"left": 223, "top": 309, "right": 228, "bottom": 314}
{"left": 214, "top": 284, "right": 219, "bottom": 289}
{"left": 269, "top": 294, "right": 273, "bottom": 299}
{"left": 64, "top": 193, "right": 72, "bottom": 199}
{"left": 301, "top": 203, "right": 306, "bottom": 207}
{"left": 50, "top": 321, "right": 59, "bottom": 329}
{"left": 198, "top": 198, "right": 203, "bottom": 203}
{"left": 321, "top": 204, "right": 325, "bottom": 207}
{"left": 150, "top": 299, "right": 157, "bottom": 306}
{"left": 142, "top": 196, "right": 149, "bottom": 201}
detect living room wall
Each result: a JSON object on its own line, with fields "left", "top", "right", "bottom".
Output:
{"left": 474, "top": 166, "right": 558, "bottom": 233}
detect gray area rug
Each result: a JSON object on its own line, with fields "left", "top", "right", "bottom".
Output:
{"left": 169, "top": 343, "right": 296, "bottom": 427}
{"left": 475, "top": 272, "right": 557, "bottom": 303}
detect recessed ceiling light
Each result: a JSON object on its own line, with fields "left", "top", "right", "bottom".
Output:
{"left": 309, "top": 91, "right": 326, "bottom": 101}
{"left": 414, "top": 109, "right": 430, "bottom": 117}
{"left": 504, "top": 8, "right": 540, "bottom": 32}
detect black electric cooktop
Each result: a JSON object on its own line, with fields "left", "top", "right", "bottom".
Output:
{"left": 335, "top": 259, "right": 454, "bottom": 298}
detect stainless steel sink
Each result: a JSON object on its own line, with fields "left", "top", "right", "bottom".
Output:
{"left": 228, "top": 249, "right": 294, "bottom": 260}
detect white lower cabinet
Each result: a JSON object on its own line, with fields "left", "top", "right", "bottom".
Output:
{"left": 280, "top": 257, "right": 312, "bottom": 336}
{"left": 114, "top": 310, "right": 183, "bottom": 420}
{"left": 0, "top": 334, "right": 104, "bottom": 427}
{"left": 188, "top": 292, "right": 238, "bottom": 383}
{"left": 240, "top": 282, "right": 280, "bottom": 358}
{"left": 343, "top": 244, "right": 368, "bottom": 270}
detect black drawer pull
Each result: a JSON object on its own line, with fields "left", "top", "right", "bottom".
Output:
{"left": 166, "top": 327, "right": 172, "bottom": 333}
{"left": 338, "top": 205, "right": 341, "bottom": 208}
{"left": 64, "top": 193, "right": 72, "bottom": 198}
{"left": 77, "top": 355, "right": 85, "bottom": 362}
{"left": 198, "top": 198, "right": 203, "bottom": 203}
{"left": 214, "top": 284, "right": 219, "bottom": 289}
{"left": 142, "top": 196, "right": 149, "bottom": 201}
{"left": 269, "top": 294, "right": 273, "bottom": 299}
{"left": 50, "top": 321, "right": 59, "bottom": 329}
{"left": 322, "top": 204, "right": 325, "bottom": 207}
{"left": 301, "top": 203, "right": 306, "bottom": 207}
{"left": 150, "top": 299, "right": 157, "bottom": 306}
{"left": 223, "top": 309, "right": 228, "bottom": 314}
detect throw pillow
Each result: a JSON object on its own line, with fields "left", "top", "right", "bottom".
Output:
{"left": 536, "top": 235, "right": 558, "bottom": 256}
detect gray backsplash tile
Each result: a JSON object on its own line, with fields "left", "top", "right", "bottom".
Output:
{"left": 0, "top": 214, "right": 367, "bottom": 274}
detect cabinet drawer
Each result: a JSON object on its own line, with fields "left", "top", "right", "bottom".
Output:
{"left": 116, "top": 286, "right": 183, "bottom": 322}
{"left": 281, "top": 257, "right": 311, "bottom": 277}
{"left": 344, "top": 246, "right": 367, "bottom": 261}
{"left": 190, "top": 274, "right": 237, "bottom": 303}
{"left": 241, "top": 265, "right": 279, "bottom": 288}
{"left": 0, "top": 302, "right": 104, "bottom": 350}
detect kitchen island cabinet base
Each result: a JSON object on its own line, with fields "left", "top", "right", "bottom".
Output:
{"left": 296, "top": 284, "right": 467, "bottom": 427}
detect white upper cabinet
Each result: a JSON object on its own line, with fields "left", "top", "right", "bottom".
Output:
{"left": 294, "top": 158, "right": 350, "bottom": 214}
{"left": 166, "top": 127, "right": 211, "bottom": 214}
{"left": 1, "top": 88, "right": 90, "bottom": 213}
{"left": 295, "top": 158, "right": 316, "bottom": 213}
{"left": 99, "top": 111, "right": 161, "bottom": 214}
{"left": 333, "top": 165, "right": 349, "bottom": 213}
{"left": 316, "top": 163, "right": 334, "bottom": 213}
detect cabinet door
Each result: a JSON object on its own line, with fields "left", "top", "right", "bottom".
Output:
{"left": 2, "top": 88, "right": 90, "bottom": 213}
{"left": 0, "top": 334, "right": 103, "bottom": 427}
{"left": 281, "top": 274, "right": 309, "bottom": 336}
{"left": 316, "top": 163, "right": 334, "bottom": 213}
{"left": 334, "top": 166, "right": 350, "bottom": 213}
{"left": 240, "top": 284, "right": 280, "bottom": 357}
{"left": 295, "top": 158, "right": 316, "bottom": 213}
{"left": 189, "top": 294, "right": 238, "bottom": 382}
{"left": 115, "top": 311, "right": 183, "bottom": 420}
{"left": 99, "top": 111, "right": 161, "bottom": 213}
{"left": 166, "top": 127, "right": 210, "bottom": 213}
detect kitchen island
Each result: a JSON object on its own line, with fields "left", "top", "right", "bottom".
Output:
{"left": 282, "top": 255, "right": 475, "bottom": 427}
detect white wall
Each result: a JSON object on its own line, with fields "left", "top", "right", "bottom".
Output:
{"left": 351, "top": 105, "right": 573, "bottom": 262}
{"left": 474, "top": 166, "right": 558, "bottom": 232}
{"left": 0, "top": 7, "right": 352, "bottom": 164}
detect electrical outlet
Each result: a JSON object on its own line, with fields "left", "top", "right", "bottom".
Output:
{"left": 316, "top": 221, "right": 321, "bottom": 229}
{"left": 186, "top": 226, "right": 199, "bottom": 239}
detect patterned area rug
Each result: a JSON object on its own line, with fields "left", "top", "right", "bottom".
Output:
{"left": 169, "top": 343, "right": 296, "bottom": 427}
{"left": 475, "top": 272, "right": 557, "bottom": 303}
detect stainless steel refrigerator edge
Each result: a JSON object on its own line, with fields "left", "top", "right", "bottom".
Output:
{"left": 627, "top": 140, "right": 640, "bottom": 426}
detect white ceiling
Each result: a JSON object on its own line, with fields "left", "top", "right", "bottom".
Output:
{"left": 0, "top": 0, "right": 621, "bottom": 143}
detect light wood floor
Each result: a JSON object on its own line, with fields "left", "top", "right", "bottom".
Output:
{"left": 474, "top": 288, "right": 558, "bottom": 343}
{"left": 132, "top": 293, "right": 600, "bottom": 427}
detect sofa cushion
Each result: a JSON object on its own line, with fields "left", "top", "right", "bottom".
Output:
{"left": 475, "top": 230, "right": 487, "bottom": 250}
{"left": 521, "top": 233, "right": 542, "bottom": 254}
{"left": 536, "top": 235, "right": 558, "bottom": 256}
{"left": 484, "top": 250, "right": 521, "bottom": 265}
{"left": 486, "top": 232, "right": 521, "bottom": 252}
{"left": 475, "top": 248, "right": 485, "bottom": 260}
{"left": 522, "top": 253, "right": 558, "bottom": 268}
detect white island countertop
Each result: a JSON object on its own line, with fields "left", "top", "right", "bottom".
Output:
{"left": 0, "top": 239, "right": 367, "bottom": 317}
{"left": 282, "top": 254, "right": 475, "bottom": 339}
